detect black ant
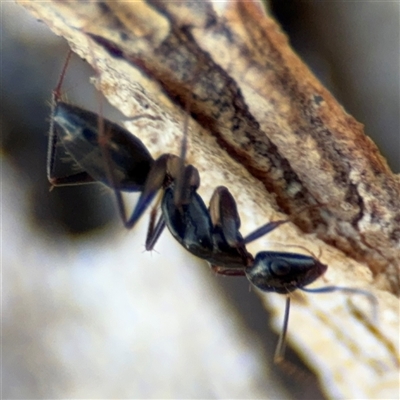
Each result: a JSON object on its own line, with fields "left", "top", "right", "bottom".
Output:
{"left": 48, "top": 50, "right": 377, "bottom": 365}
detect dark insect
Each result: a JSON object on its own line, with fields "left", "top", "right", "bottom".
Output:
{"left": 48, "top": 50, "right": 377, "bottom": 364}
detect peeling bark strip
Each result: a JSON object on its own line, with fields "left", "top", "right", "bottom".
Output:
{"left": 21, "top": 0, "right": 399, "bottom": 292}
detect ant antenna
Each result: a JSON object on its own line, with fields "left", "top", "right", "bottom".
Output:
{"left": 301, "top": 285, "right": 378, "bottom": 322}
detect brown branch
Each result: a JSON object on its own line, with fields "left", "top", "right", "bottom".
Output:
{"left": 18, "top": 0, "right": 400, "bottom": 398}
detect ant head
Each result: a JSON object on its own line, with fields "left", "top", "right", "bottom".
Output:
{"left": 245, "top": 251, "right": 327, "bottom": 294}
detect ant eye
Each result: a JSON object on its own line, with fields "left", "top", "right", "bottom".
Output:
{"left": 271, "top": 259, "right": 291, "bottom": 276}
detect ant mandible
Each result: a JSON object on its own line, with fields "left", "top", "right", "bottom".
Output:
{"left": 48, "top": 50, "right": 377, "bottom": 363}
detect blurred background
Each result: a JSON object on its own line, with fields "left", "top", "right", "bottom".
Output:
{"left": 2, "top": 1, "right": 398, "bottom": 398}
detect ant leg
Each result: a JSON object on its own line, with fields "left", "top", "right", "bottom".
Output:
{"left": 145, "top": 191, "right": 166, "bottom": 251}
{"left": 174, "top": 164, "right": 201, "bottom": 207}
{"left": 209, "top": 186, "right": 251, "bottom": 263}
{"left": 47, "top": 50, "right": 71, "bottom": 183}
{"left": 145, "top": 212, "right": 166, "bottom": 251}
{"left": 47, "top": 105, "right": 61, "bottom": 184}
{"left": 210, "top": 264, "right": 246, "bottom": 277}
{"left": 49, "top": 172, "right": 95, "bottom": 188}
{"left": 209, "top": 187, "right": 242, "bottom": 246}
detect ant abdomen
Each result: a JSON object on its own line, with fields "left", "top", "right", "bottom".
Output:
{"left": 246, "top": 252, "right": 328, "bottom": 294}
{"left": 52, "top": 102, "right": 154, "bottom": 191}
